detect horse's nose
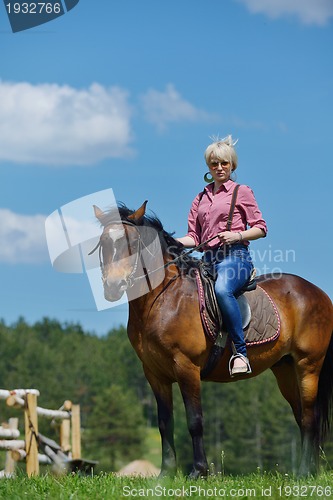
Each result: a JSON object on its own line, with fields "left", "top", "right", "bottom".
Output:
{"left": 103, "top": 278, "right": 128, "bottom": 302}
{"left": 105, "top": 277, "right": 127, "bottom": 292}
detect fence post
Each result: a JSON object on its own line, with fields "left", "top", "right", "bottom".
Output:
{"left": 24, "top": 393, "right": 39, "bottom": 476}
{"left": 4, "top": 417, "right": 19, "bottom": 476}
{"left": 60, "top": 400, "right": 72, "bottom": 453}
{"left": 71, "top": 404, "right": 81, "bottom": 460}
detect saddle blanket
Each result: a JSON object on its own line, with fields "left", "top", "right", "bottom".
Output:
{"left": 242, "top": 285, "right": 281, "bottom": 346}
{"left": 196, "top": 271, "right": 280, "bottom": 347}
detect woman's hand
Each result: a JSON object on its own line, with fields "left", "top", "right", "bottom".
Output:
{"left": 218, "top": 231, "right": 242, "bottom": 245}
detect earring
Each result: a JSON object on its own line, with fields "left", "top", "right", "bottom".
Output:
{"left": 204, "top": 172, "right": 214, "bottom": 183}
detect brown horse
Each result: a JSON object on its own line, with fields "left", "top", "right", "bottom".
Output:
{"left": 92, "top": 201, "right": 333, "bottom": 477}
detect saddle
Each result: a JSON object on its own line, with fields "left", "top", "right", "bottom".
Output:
{"left": 196, "top": 262, "right": 280, "bottom": 379}
{"left": 197, "top": 260, "right": 257, "bottom": 343}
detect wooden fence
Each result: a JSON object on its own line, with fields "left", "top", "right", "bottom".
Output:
{"left": 0, "top": 389, "right": 88, "bottom": 477}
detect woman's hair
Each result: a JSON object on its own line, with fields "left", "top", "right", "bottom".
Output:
{"left": 204, "top": 135, "right": 238, "bottom": 171}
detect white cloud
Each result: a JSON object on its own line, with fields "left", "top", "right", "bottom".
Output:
{"left": 0, "top": 81, "right": 133, "bottom": 166}
{"left": 236, "top": 0, "right": 333, "bottom": 25}
{"left": 0, "top": 81, "right": 219, "bottom": 163}
{"left": 0, "top": 209, "right": 48, "bottom": 263}
{"left": 140, "top": 84, "right": 218, "bottom": 131}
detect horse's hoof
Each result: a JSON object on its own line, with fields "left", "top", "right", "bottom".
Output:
{"left": 158, "top": 468, "right": 177, "bottom": 479}
{"left": 188, "top": 468, "right": 208, "bottom": 480}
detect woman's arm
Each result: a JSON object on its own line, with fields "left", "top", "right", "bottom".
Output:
{"left": 176, "top": 236, "right": 196, "bottom": 248}
{"left": 239, "top": 227, "right": 265, "bottom": 241}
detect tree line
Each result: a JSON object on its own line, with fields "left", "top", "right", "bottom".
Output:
{"left": 0, "top": 317, "right": 332, "bottom": 474}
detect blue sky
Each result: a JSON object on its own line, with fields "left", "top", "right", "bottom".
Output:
{"left": 0, "top": 0, "right": 332, "bottom": 335}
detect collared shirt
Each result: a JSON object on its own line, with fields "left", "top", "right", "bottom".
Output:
{"left": 186, "top": 180, "right": 267, "bottom": 249}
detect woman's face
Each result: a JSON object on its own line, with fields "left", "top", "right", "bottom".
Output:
{"left": 208, "top": 157, "right": 233, "bottom": 184}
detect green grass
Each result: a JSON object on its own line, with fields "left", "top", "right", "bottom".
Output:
{"left": 1, "top": 472, "right": 333, "bottom": 499}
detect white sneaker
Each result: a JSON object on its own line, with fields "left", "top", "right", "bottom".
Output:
{"left": 229, "top": 354, "right": 252, "bottom": 377}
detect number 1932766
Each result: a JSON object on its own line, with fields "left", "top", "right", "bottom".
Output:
{"left": 6, "top": 2, "right": 62, "bottom": 14}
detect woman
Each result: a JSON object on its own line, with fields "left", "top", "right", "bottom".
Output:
{"left": 177, "top": 136, "right": 267, "bottom": 376}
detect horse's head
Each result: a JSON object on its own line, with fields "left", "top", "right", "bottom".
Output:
{"left": 91, "top": 201, "right": 148, "bottom": 302}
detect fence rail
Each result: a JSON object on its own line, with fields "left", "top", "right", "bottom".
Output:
{"left": 0, "top": 388, "right": 84, "bottom": 477}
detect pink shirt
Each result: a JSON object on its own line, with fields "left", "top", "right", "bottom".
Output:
{"left": 186, "top": 180, "right": 267, "bottom": 249}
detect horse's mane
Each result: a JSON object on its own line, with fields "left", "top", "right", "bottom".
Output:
{"left": 100, "top": 203, "right": 200, "bottom": 272}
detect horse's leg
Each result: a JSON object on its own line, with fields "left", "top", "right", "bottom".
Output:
{"left": 272, "top": 355, "right": 321, "bottom": 475}
{"left": 176, "top": 364, "right": 209, "bottom": 479}
{"left": 295, "top": 360, "right": 322, "bottom": 475}
{"left": 271, "top": 357, "right": 302, "bottom": 428}
{"left": 144, "top": 367, "right": 177, "bottom": 477}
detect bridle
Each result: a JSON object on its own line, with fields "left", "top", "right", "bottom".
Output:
{"left": 89, "top": 219, "right": 221, "bottom": 289}
{"left": 88, "top": 220, "right": 143, "bottom": 288}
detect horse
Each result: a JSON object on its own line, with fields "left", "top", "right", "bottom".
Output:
{"left": 91, "top": 200, "right": 333, "bottom": 478}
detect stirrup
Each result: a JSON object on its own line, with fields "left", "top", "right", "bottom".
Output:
{"left": 229, "top": 354, "right": 252, "bottom": 377}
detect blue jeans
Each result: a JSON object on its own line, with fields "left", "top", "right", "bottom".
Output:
{"left": 204, "top": 245, "right": 253, "bottom": 357}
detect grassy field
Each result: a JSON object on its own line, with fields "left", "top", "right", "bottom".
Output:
{"left": 1, "top": 472, "right": 333, "bottom": 499}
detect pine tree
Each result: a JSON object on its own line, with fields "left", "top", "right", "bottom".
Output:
{"left": 84, "top": 385, "right": 146, "bottom": 471}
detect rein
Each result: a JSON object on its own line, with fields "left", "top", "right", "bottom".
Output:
{"left": 88, "top": 220, "right": 220, "bottom": 287}
{"left": 132, "top": 233, "right": 221, "bottom": 283}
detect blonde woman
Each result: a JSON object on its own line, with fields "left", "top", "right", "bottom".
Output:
{"left": 177, "top": 136, "right": 267, "bottom": 376}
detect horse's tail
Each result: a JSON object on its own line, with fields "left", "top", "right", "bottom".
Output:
{"left": 315, "top": 332, "right": 333, "bottom": 447}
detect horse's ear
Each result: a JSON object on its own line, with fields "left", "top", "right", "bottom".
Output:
{"left": 128, "top": 200, "right": 148, "bottom": 222}
{"left": 93, "top": 205, "right": 104, "bottom": 222}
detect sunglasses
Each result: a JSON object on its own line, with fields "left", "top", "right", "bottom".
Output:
{"left": 209, "top": 161, "right": 230, "bottom": 169}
